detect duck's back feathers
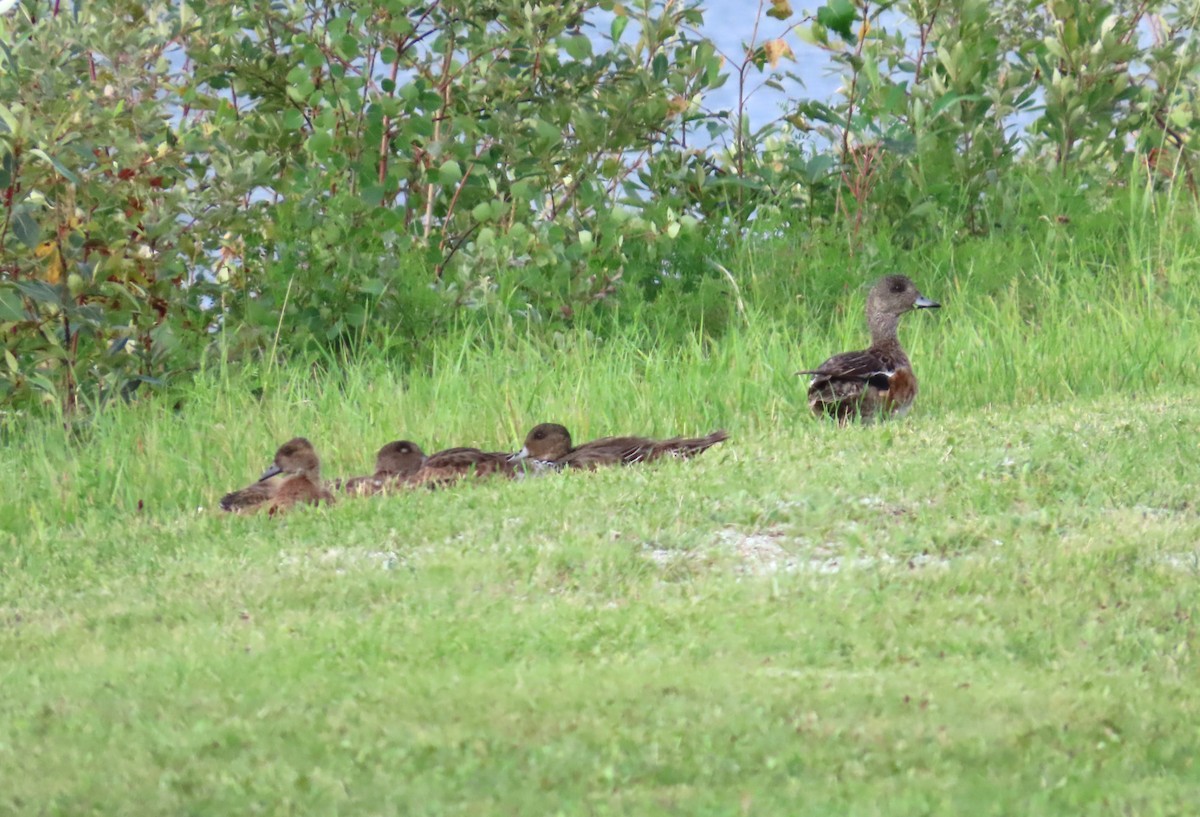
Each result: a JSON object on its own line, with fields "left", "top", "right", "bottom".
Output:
{"left": 409, "top": 447, "right": 516, "bottom": 487}
{"left": 219, "top": 480, "right": 277, "bottom": 512}
{"left": 558, "top": 429, "right": 729, "bottom": 469}
{"left": 557, "top": 436, "right": 654, "bottom": 468}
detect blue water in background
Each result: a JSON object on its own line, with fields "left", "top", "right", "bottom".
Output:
{"left": 699, "top": 0, "right": 843, "bottom": 131}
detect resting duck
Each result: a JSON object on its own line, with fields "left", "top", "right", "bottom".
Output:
{"left": 220, "top": 437, "right": 335, "bottom": 513}
{"left": 342, "top": 440, "right": 427, "bottom": 495}
{"left": 510, "top": 423, "right": 729, "bottom": 469}
{"left": 407, "top": 446, "right": 524, "bottom": 487}
{"left": 797, "top": 274, "right": 940, "bottom": 424}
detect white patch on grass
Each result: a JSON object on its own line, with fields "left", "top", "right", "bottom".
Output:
{"left": 279, "top": 547, "right": 400, "bottom": 573}
{"left": 645, "top": 527, "right": 961, "bottom": 577}
{"left": 1154, "top": 552, "right": 1200, "bottom": 572}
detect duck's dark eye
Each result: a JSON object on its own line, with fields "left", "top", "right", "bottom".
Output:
{"left": 533, "top": 430, "right": 545, "bottom": 440}
{"left": 890, "top": 279, "right": 906, "bottom": 293}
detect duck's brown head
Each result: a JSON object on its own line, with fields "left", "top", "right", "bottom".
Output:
{"left": 512, "top": 423, "right": 573, "bottom": 462}
{"left": 866, "top": 275, "right": 939, "bottom": 342}
{"left": 260, "top": 437, "right": 321, "bottom": 481}
{"left": 374, "top": 440, "right": 426, "bottom": 477}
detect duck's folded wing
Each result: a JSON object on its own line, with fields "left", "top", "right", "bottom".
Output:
{"left": 425, "top": 447, "right": 510, "bottom": 470}
{"left": 798, "top": 350, "right": 893, "bottom": 390}
{"left": 219, "top": 480, "right": 275, "bottom": 512}
{"left": 562, "top": 436, "right": 657, "bottom": 467}
{"left": 408, "top": 447, "right": 515, "bottom": 486}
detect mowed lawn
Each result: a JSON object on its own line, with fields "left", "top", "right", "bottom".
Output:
{"left": 2, "top": 369, "right": 1198, "bottom": 814}
{"left": 5, "top": 203, "right": 1200, "bottom": 813}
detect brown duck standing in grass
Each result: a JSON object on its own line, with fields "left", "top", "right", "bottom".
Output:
{"left": 342, "top": 440, "right": 427, "bottom": 495}
{"left": 510, "top": 423, "right": 729, "bottom": 469}
{"left": 797, "top": 274, "right": 940, "bottom": 424}
{"left": 220, "top": 437, "right": 334, "bottom": 513}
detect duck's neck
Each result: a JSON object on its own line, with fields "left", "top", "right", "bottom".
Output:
{"left": 867, "top": 311, "right": 901, "bottom": 348}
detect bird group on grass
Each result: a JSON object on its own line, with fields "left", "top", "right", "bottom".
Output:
{"left": 220, "top": 424, "right": 731, "bottom": 514}
{"left": 220, "top": 275, "right": 940, "bottom": 515}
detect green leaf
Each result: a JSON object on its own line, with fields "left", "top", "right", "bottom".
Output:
{"left": 705, "top": 56, "right": 723, "bottom": 86}
{"left": 816, "top": 0, "right": 857, "bottom": 44}
{"left": 610, "top": 15, "right": 628, "bottom": 42}
{"left": 905, "top": 200, "right": 939, "bottom": 220}
{"left": 12, "top": 280, "right": 64, "bottom": 307}
{"left": 803, "top": 154, "right": 837, "bottom": 181}
{"left": 0, "top": 287, "right": 26, "bottom": 321}
{"left": 534, "top": 120, "right": 561, "bottom": 143}
{"left": 0, "top": 101, "right": 19, "bottom": 134}
{"left": 562, "top": 34, "right": 592, "bottom": 61}
{"left": 360, "top": 183, "right": 385, "bottom": 206}
{"left": 359, "top": 278, "right": 387, "bottom": 297}
{"left": 438, "top": 160, "right": 463, "bottom": 185}
{"left": 308, "top": 130, "right": 333, "bottom": 157}
{"left": 652, "top": 53, "right": 668, "bottom": 80}
{"left": 11, "top": 209, "right": 40, "bottom": 248}
{"left": 797, "top": 21, "right": 829, "bottom": 47}
{"left": 29, "top": 148, "right": 79, "bottom": 184}
{"left": 932, "top": 92, "right": 985, "bottom": 117}
{"left": 511, "top": 181, "right": 535, "bottom": 202}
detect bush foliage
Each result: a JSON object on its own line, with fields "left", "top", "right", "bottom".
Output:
{"left": 1, "top": 0, "right": 1197, "bottom": 413}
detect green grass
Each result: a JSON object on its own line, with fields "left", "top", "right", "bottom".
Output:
{"left": 3, "top": 194, "right": 1200, "bottom": 814}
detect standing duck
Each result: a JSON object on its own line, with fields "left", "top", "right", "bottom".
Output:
{"left": 798, "top": 274, "right": 940, "bottom": 424}
{"left": 220, "top": 437, "right": 335, "bottom": 513}
{"left": 510, "top": 423, "right": 729, "bottom": 469}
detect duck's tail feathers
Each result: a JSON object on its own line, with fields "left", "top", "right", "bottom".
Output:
{"left": 658, "top": 429, "right": 729, "bottom": 460}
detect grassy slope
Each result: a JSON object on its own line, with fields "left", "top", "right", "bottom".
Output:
{"left": 2, "top": 190, "right": 1199, "bottom": 815}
